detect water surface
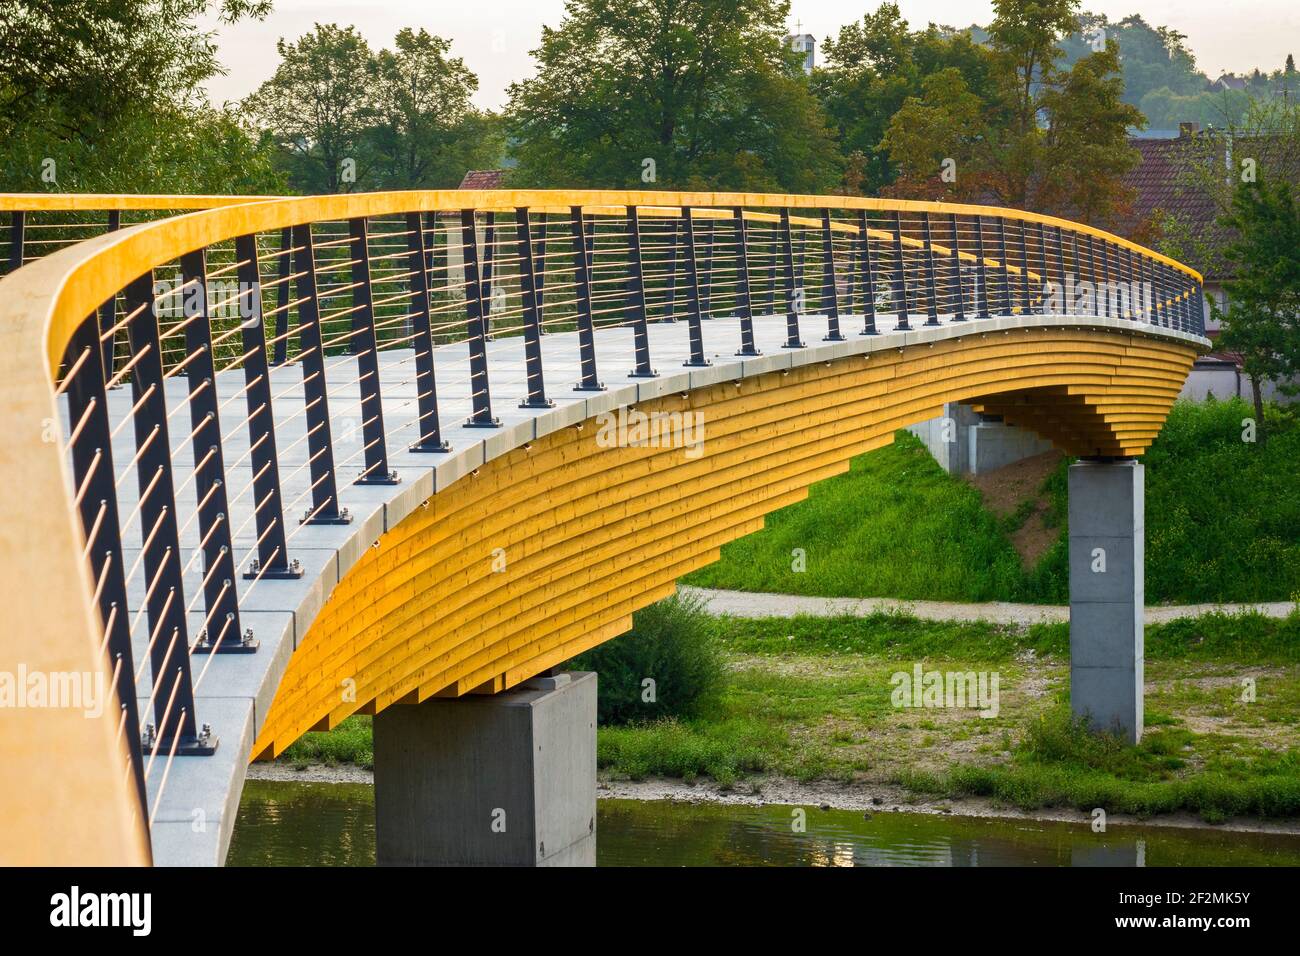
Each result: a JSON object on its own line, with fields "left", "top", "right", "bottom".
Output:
{"left": 227, "top": 780, "right": 1300, "bottom": 867}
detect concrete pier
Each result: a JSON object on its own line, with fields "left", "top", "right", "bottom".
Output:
{"left": 1068, "top": 459, "right": 1144, "bottom": 743}
{"left": 373, "top": 671, "right": 597, "bottom": 866}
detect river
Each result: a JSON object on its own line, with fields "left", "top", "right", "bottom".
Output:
{"left": 226, "top": 780, "right": 1300, "bottom": 866}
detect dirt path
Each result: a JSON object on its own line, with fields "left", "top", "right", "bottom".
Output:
{"left": 680, "top": 586, "right": 1295, "bottom": 625}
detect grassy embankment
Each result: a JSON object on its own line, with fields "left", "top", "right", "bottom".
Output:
{"left": 284, "top": 609, "right": 1300, "bottom": 822}
{"left": 683, "top": 397, "right": 1300, "bottom": 605}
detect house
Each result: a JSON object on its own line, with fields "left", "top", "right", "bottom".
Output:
{"left": 1208, "top": 73, "right": 1249, "bottom": 93}
{"left": 458, "top": 169, "right": 507, "bottom": 190}
{"left": 1120, "top": 122, "right": 1298, "bottom": 403}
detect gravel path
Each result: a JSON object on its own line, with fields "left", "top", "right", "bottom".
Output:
{"left": 679, "top": 586, "right": 1295, "bottom": 626}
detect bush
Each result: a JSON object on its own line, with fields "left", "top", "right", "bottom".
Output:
{"left": 570, "top": 593, "right": 725, "bottom": 725}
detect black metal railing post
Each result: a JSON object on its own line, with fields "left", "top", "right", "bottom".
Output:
{"left": 1070, "top": 232, "right": 1082, "bottom": 315}
{"left": 995, "top": 218, "right": 1013, "bottom": 316}
{"left": 122, "top": 273, "right": 216, "bottom": 756}
{"left": 7, "top": 210, "right": 24, "bottom": 274}
{"left": 975, "top": 215, "right": 992, "bottom": 318}
{"left": 625, "top": 206, "right": 657, "bottom": 377}
{"left": 949, "top": 213, "right": 966, "bottom": 321}
{"left": 179, "top": 248, "right": 257, "bottom": 654}
{"left": 1016, "top": 221, "right": 1032, "bottom": 313}
{"left": 1099, "top": 238, "right": 1112, "bottom": 318}
{"left": 404, "top": 212, "right": 451, "bottom": 452}
{"left": 291, "top": 222, "right": 353, "bottom": 521}
{"left": 890, "top": 211, "right": 910, "bottom": 330}
{"left": 780, "top": 209, "right": 805, "bottom": 348}
{"left": 570, "top": 206, "right": 604, "bottom": 391}
{"left": 64, "top": 315, "right": 149, "bottom": 817}
{"left": 856, "top": 210, "right": 878, "bottom": 334}
{"left": 680, "top": 208, "right": 710, "bottom": 367}
{"left": 733, "top": 207, "right": 760, "bottom": 356}
{"left": 460, "top": 209, "right": 500, "bottom": 426}
{"left": 348, "top": 217, "right": 399, "bottom": 484}
{"left": 821, "top": 209, "right": 845, "bottom": 341}
{"left": 515, "top": 207, "right": 554, "bottom": 407}
{"left": 233, "top": 234, "right": 300, "bottom": 579}
{"left": 921, "top": 213, "right": 940, "bottom": 325}
{"left": 1036, "top": 222, "right": 1051, "bottom": 313}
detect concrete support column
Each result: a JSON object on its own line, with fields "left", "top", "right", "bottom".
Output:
{"left": 373, "top": 671, "right": 597, "bottom": 866}
{"left": 1068, "top": 459, "right": 1143, "bottom": 743}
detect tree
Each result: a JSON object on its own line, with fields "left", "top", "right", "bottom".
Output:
{"left": 1215, "top": 177, "right": 1300, "bottom": 435}
{"left": 1060, "top": 14, "right": 1204, "bottom": 109}
{"left": 879, "top": 0, "right": 1145, "bottom": 228}
{"left": 0, "top": 0, "right": 269, "bottom": 135}
{"left": 0, "top": 0, "right": 280, "bottom": 193}
{"left": 813, "top": 4, "right": 993, "bottom": 194}
{"left": 504, "top": 0, "right": 841, "bottom": 192}
{"left": 367, "top": 29, "right": 504, "bottom": 189}
{"left": 245, "top": 25, "right": 500, "bottom": 193}
{"left": 245, "top": 24, "right": 377, "bottom": 193}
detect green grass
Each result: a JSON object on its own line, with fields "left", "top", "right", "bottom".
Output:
{"left": 606, "top": 610, "right": 1300, "bottom": 819}
{"left": 281, "top": 715, "right": 373, "bottom": 769}
{"left": 684, "top": 397, "right": 1300, "bottom": 605}
{"left": 712, "top": 612, "right": 1069, "bottom": 661}
{"left": 900, "top": 708, "right": 1300, "bottom": 822}
{"left": 274, "top": 609, "right": 1300, "bottom": 822}
{"left": 683, "top": 429, "right": 1042, "bottom": 602}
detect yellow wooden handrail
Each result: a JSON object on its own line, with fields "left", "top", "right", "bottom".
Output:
{"left": 0, "top": 193, "right": 279, "bottom": 211}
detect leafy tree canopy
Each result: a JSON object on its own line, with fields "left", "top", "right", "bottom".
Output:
{"left": 245, "top": 24, "right": 503, "bottom": 193}
{"left": 504, "top": 0, "right": 841, "bottom": 192}
{"left": 0, "top": 0, "right": 282, "bottom": 192}
{"left": 879, "top": 0, "right": 1144, "bottom": 229}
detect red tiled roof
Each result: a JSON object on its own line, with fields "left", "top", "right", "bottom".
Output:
{"left": 1125, "top": 139, "right": 1220, "bottom": 230}
{"left": 458, "top": 170, "right": 506, "bottom": 190}
{"left": 1120, "top": 133, "right": 1300, "bottom": 280}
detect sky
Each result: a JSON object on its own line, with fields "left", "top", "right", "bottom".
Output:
{"left": 201, "top": 0, "right": 1300, "bottom": 111}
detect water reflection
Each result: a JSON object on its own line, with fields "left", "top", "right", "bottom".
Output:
{"left": 227, "top": 780, "right": 1300, "bottom": 867}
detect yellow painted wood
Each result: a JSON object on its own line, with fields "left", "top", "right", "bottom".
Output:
{"left": 0, "top": 243, "right": 150, "bottom": 866}
{"left": 253, "top": 327, "right": 1198, "bottom": 759}
{"left": 0, "top": 193, "right": 276, "bottom": 211}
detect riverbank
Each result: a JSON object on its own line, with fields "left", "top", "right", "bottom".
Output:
{"left": 267, "top": 608, "right": 1300, "bottom": 828}
{"left": 244, "top": 763, "right": 1300, "bottom": 837}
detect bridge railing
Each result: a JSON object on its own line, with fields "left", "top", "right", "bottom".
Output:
{"left": 0, "top": 190, "right": 1205, "bottom": 855}
{"left": 0, "top": 194, "right": 280, "bottom": 278}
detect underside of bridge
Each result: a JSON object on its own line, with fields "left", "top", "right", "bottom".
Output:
{"left": 254, "top": 325, "right": 1196, "bottom": 760}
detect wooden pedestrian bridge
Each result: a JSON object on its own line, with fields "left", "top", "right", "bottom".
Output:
{"left": 0, "top": 190, "right": 1208, "bottom": 865}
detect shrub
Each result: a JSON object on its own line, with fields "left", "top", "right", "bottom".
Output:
{"left": 569, "top": 593, "right": 724, "bottom": 725}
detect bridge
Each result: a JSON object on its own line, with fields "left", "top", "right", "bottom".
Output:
{"left": 0, "top": 190, "right": 1208, "bottom": 866}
